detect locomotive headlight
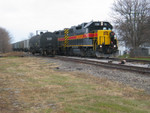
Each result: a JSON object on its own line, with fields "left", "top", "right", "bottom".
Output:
{"left": 100, "top": 45, "right": 102, "bottom": 48}
{"left": 114, "top": 45, "right": 116, "bottom": 48}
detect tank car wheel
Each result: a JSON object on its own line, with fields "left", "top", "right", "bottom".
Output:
{"left": 40, "top": 49, "right": 44, "bottom": 56}
{"left": 32, "top": 51, "right": 35, "bottom": 55}
{"left": 42, "top": 51, "right": 47, "bottom": 56}
{"left": 52, "top": 50, "right": 56, "bottom": 56}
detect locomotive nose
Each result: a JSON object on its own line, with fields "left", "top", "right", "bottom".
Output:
{"left": 97, "top": 30, "right": 111, "bottom": 46}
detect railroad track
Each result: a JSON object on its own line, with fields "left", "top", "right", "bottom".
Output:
{"left": 54, "top": 56, "right": 150, "bottom": 74}
{"left": 108, "top": 58, "right": 150, "bottom": 64}
{"left": 59, "top": 55, "right": 150, "bottom": 64}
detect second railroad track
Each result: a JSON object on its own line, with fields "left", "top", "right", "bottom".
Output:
{"left": 54, "top": 56, "right": 150, "bottom": 74}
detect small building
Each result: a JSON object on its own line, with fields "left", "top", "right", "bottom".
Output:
{"left": 130, "top": 43, "right": 150, "bottom": 57}
{"left": 140, "top": 42, "right": 150, "bottom": 56}
{"left": 118, "top": 41, "right": 126, "bottom": 56}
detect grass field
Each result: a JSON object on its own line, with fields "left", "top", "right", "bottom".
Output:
{"left": 129, "top": 57, "right": 150, "bottom": 61}
{"left": 0, "top": 56, "right": 150, "bottom": 113}
{"left": 119, "top": 54, "right": 150, "bottom": 61}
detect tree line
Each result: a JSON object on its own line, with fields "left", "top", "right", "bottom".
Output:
{"left": 0, "top": 27, "right": 11, "bottom": 53}
{"left": 112, "top": 0, "right": 150, "bottom": 49}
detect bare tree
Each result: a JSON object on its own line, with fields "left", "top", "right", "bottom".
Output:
{"left": 144, "top": 16, "right": 150, "bottom": 43}
{"left": 112, "top": 0, "right": 150, "bottom": 49}
{"left": 0, "top": 27, "right": 12, "bottom": 53}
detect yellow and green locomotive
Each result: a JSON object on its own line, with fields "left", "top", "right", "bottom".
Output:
{"left": 56, "top": 21, "right": 118, "bottom": 57}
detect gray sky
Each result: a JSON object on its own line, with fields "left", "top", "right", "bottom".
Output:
{"left": 0, "top": 0, "right": 114, "bottom": 42}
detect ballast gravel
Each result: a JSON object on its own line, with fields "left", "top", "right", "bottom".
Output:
{"left": 43, "top": 57, "right": 150, "bottom": 94}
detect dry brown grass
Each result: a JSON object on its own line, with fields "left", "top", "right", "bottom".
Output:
{"left": 0, "top": 57, "right": 150, "bottom": 113}
{"left": 0, "top": 52, "right": 27, "bottom": 57}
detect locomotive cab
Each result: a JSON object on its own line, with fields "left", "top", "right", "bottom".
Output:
{"left": 85, "top": 21, "right": 118, "bottom": 57}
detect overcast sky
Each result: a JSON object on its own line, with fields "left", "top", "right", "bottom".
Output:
{"left": 0, "top": 0, "right": 115, "bottom": 42}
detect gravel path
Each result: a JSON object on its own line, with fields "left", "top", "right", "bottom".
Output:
{"left": 42, "top": 57, "right": 150, "bottom": 94}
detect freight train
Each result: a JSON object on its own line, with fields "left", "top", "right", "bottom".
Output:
{"left": 12, "top": 21, "right": 118, "bottom": 57}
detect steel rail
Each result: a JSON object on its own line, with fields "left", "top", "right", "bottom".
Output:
{"left": 55, "top": 56, "right": 150, "bottom": 74}
{"left": 107, "top": 58, "right": 150, "bottom": 64}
